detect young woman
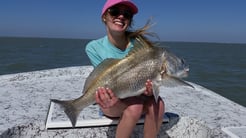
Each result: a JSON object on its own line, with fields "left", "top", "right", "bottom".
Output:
{"left": 85, "top": 0, "right": 165, "bottom": 137}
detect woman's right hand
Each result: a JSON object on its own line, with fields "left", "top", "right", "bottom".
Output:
{"left": 95, "top": 87, "right": 119, "bottom": 109}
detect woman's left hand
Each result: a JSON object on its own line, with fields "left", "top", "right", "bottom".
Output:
{"left": 144, "top": 79, "right": 153, "bottom": 96}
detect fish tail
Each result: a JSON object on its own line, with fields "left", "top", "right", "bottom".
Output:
{"left": 51, "top": 99, "right": 80, "bottom": 127}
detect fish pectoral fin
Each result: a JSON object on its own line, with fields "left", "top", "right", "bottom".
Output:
{"left": 152, "top": 82, "right": 160, "bottom": 103}
{"left": 161, "top": 75, "right": 194, "bottom": 88}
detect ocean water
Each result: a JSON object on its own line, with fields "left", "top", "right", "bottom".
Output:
{"left": 0, "top": 37, "right": 245, "bottom": 107}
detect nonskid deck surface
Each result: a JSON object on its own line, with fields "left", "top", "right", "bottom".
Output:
{"left": 1, "top": 66, "right": 246, "bottom": 137}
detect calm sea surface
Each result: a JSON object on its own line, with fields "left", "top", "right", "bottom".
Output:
{"left": 0, "top": 37, "right": 245, "bottom": 107}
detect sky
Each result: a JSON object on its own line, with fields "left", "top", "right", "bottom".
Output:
{"left": 0, "top": 0, "right": 246, "bottom": 43}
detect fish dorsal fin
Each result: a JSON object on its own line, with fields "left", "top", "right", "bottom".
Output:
{"left": 83, "top": 58, "right": 120, "bottom": 92}
{"left": 126, "top": 36, "right": 154, "bottom": 58}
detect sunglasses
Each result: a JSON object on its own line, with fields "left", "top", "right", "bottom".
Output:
{"left": 107, "top": 7, "right": 133, "bottom": 19}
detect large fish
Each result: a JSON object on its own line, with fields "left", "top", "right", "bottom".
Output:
{"left": 51, "top": 36, "right": 193, "bottom": 127}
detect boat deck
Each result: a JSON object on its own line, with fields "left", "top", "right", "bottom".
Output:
{"left": 1, "top": 66, "right": 245, "bottom": 137}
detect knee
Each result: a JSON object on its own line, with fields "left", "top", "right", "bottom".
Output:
{"left": 159, "top": 99, "right": 165, "bottom": 116}
{"left": 123, "top": 104, "right": 143, "bottom": 121}
{"left": 157, "top": 100, "right": 165, "bottom": 125}
{"left": 159, "top": 99, "right": 165, "bottom": 112}
{"left": 146, "top": 98, "right": 165, "bottom": 119}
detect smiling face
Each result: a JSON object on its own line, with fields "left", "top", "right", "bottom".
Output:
{"left": 103, "top": 4, "right": 133, "bottom": 34}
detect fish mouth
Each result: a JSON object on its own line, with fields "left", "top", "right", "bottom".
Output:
{"left": 185, "top": 67, "right": 189, "bottom": 72}
{"left": 180, "top": 71, "right": 188, "bottom": 78}
{"left": 178, "top": 68, "right": 189, "bottom": 78}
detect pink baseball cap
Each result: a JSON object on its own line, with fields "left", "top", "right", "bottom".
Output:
{"left": 101, "top": 0, "right": 138, "bottom": 16}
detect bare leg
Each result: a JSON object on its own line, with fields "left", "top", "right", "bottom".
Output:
{"left": 102, "top": 96, "right": 144, "bottom": 138}
{"left": 100, "top": 94, "right": 164, "bottom": 138}
{"left": 116, "top": 103, "right": 143, "bottom": 138}
{"left": 144, "top": 97, "right": 165, "bottom": 138}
